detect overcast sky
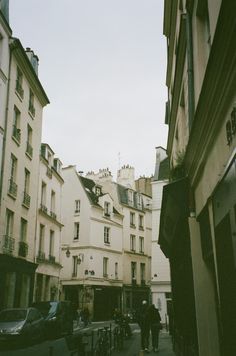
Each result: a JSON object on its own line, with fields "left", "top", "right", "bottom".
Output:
{"left": 10, "top": 0, "right": 167, "bottom": 179}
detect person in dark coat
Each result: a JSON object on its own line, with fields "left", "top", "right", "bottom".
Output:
{"left": 137, "top": 300, "right": 151, "bottom": 352}
{"left": 148, "top": 304, "right": 162, "bottom": 352}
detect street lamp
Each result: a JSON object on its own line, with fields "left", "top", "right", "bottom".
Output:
{"left": 66, "top": 247, "right": 70, "bottom": 258}
{"left": 78, "top": 253, "right": 84, "bottom": 264}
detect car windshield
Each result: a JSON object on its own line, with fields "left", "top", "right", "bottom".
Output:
{"left": 32, "top": 302, "right": 57, "bottom": 317}
{"left": 0, "top": 309, "right": 27, "bottom": 322}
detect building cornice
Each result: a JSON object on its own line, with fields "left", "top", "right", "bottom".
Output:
{"left": 90, "top": 216, "right": 123, "bottom": 228}
{"left": 61, "top": 245, "right": 122, "bottom": 255}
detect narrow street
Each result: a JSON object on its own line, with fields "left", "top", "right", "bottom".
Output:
{"left": 0, "top": 322, "right": 175, "bottom": 356}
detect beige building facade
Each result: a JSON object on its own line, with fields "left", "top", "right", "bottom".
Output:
{"left": 159, "top": 1, "right": 236, "bottom": 356}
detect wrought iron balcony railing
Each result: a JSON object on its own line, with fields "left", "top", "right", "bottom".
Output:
{"left": 22, "top": 191, "right": 31, "bottom": 208}
{"left": 28, "top": 103, "right": 35, "bottom": 117}
{"left": 37, "top": 251, "right": 45, "bottom": 262}
{"left": 3, "top": 235, "right": 15, "bottom": 254}
{"left": 18, "top": 241, "right": 28, "bottom": 257}
{"left": 48, "top": 255, "right": 56, "bottom": 263}
{"left": 40, "top": 203, "right": 47, "bottom": 214}
{"left": 50, "top": 211, "right": 57, "bottom": 220}
{"left": 8, "top": 179, "right": 17, "bottom": 198}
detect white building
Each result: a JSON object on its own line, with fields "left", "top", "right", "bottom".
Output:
{"left": 87, "top": 165, "right": 152, "bottom": 314}
{"left": 0, "top": 36, "right": 49, "bottom": 309}
{"left": 60, "top": 166, "right": 123, "bottom": 320}
{"left": 34, "top": 143, "right": 63, "bottom": 302}
{"left": 151, "top": 147, "right": 171, "bottom": 323}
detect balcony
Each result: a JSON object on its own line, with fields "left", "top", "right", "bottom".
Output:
{"left": 46, "top": 166, "right": 52, "bottom": 178}
{"left": 37, "top": 251, "right": 45, "bottom": 262}
{"left": 12, "top": 125, "right": 21, "bottom": 143}
{"left": 3, "top": 235, "right": 15, "bottom": 254}
{"left": 26, "top": 141, "right": 33, "bottom": 158}
{"left": 139, "top": 225, "right": 144, "bottom": 231}
{"left": 28, "top": 103, "right": 35, "bottom": 117}
{"left": 132, "top": 278, "right": 137, "bottom": 286}
{"left": 104, "top": 212, "right": 111, "bottom": 218}
{"left": 48, "top": 255, "right": 56, "bottom": 264}
{"left": 15, "top": 80, "right": 24, "bottom": 99}
{"left": 18, "top": 241, "right": 28, "bottom": 257}
{"left": 8, "top": 179, "right": 17, "bottom": 198}
{"left": 40, "top": 203, "right": 47, "bottom": 214}
{"left": 50, "top": 211, "right": 57, "bottom": 220}
{"left": 130, "top": 223, "right": 136, "bottom": 228}
{"left": 22, "top": 191, "right": 31, "bottom": 208}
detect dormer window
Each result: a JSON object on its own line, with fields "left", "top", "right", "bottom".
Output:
{"left": 137, "top": 194, "right": 142, "bottom": 209}
{"left": 104, "top": 202, "right": 111, "bottom": 217}
{"left": 95, "top": 186, "right": 101, "bottom": 196}
{"left": 128, "top": 190, "right": 134, "bottom": 205}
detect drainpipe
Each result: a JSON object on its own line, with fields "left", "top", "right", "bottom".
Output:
{"left": 0, "top": 43, "right": 14, "bottom": 204}
{"left": 186, "top": 10, "right": 195, "bottom": 131}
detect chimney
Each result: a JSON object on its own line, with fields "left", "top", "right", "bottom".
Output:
{"left": 0, "top": 0, "right": 9, "bottom": 23}
{"left": 117, "top": 164, "right": 135, "bottom": 189}
{"left": 25, "top": 48, "right": 39, "bottom": 75}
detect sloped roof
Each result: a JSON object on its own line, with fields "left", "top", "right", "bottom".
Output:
{"left": 116, "top": 184, "right": 143, "bottom": 211}
{"left": 79, "top": 176, "right": 100, "bottom": 207}
{"left": 158, "top": 157, "right": 170, "bottom": 180}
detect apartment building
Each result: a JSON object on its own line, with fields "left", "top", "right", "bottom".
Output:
{"left": 34, "top": 143, "right": 63, "bottom": 302}
{"left": 87, "top": 165, "right": 152, "bottom": 314}
{"left": 159, "top": 1, "right": 236, "bottom": 355}
{"left": 0, "top": 36, "right": 49, "bottom": 309}
{"left": 60, "top": 166, "right": 123, "bottom": 321}
{"left": 151, "top": 147, "right": 171, "bottom": 324}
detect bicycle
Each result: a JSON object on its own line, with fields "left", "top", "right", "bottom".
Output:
{"left": 94, "top": 326, "right": 111, "bottom": 356}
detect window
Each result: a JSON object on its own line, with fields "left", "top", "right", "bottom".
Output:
{"left": 128, "top": 190, "right": 134, "bottom": 205}
{"left": 130, "top": 212, "right": 135, "bottom": 227}
{"left": 26, "top": 124, "right": 33, "bottom": 157}
{"left": 20, "top": 218, "right": 27, "bottom": 242}
{"left": 139, "top": 236, "right": 144, "bottom": 253}
{"left": 16, "top": 67, "right": 24, "bottom": 99}
{"left": 50, "top": 190, "right": 56, "bottom": 218}
{"left": 74, "top": 222, "right": 80, "bottom": 240}
{"left": 131, "top": 262, "right": 137, "bottom": 281}
{"left": 104, "top": 202, "right": 111, "bottom": 217}
{"left": 140, "top": 263, "right": 145, "bottom": 284}
{"left": 104, "top": 227, "right": 110, "bottom": 244}
{"left": 41, "top": 182, "right": 47, "bottom": 211}
{"left": 115, "top": 262, "right": 118, "bottom": 279}
{"left": 29, "top": 89, "right": 35, "bottom": 117}
{"left": 137, "top": 194, "right": 142, "bottom": 209}
{"left": 49, "top": 230, "right": 54, "bottom": 256}
{"left": 75, "top": 199, "right": 80, "bottom": 213}
{"left": 39, "top": 224, "right": 45, "bottom": 254}
{"left": 23, "top": 169, "right": 30, "bottom": 207}
{"left": 130, "top": 234, "right": 136, "bottom": 251}
{"left": 5, "top": 209, "right": 14, "bottom": 237}
{"left": 103, "top": 257, "right": 108, "bottom": 277}
{"left": 95, "top": 186, "right": 101, "bottom": 196}
{"left": 139, "top": 215, "right": 144, "bottom": 229}
{"left": 12, "top": 106, "right": 21, "bottom": 143}
{"left": 72, "top": 256, "right": 78, "bottom": 277}
{"left": 9, "top": 154, "right": 17, "bottom": 197}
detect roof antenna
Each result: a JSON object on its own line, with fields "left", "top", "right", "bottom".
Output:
{"left": 118, "top": 152, "right": 121, "bottom": 170}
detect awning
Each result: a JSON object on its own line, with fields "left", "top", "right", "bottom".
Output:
{"left": 158, "top": 178, "right": 189, "bottom": 257}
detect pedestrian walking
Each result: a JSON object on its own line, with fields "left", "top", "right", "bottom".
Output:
{"left": 137, "top": 300, "right": 151, "bottom": 352}
{"left": 148, "top": 304, "right": 162, "bottom": 352}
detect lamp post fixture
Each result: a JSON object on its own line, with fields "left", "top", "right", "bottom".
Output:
{"left": 66, "top": 247, "right": 70, "bottom": 258}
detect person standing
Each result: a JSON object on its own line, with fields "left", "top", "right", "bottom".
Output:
{"left": 137, "top": 300, "right": 151, "bottom": 352}
{"left": 149, "top": 304, "right": 162, "bottom": 352}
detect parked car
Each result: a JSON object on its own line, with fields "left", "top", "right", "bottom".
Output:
{"left": 31, "top": 301, "right": 73, "bottom": 338}
{"left": 0, "top": 307, "right": 45, "bottom": 345}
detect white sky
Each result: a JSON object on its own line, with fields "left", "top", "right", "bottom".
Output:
{"left": 10, "top": 0, "right": 168, "bottom": 179}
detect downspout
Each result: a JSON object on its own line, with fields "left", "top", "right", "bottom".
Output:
{"left": 186, "top": 10, "right": 195, "bottom": 131}
{"left": 0, "top": 43, "right": 14, "bottom": 204}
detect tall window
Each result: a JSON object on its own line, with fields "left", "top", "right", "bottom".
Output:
{"left": 139, "top": 236, "right": 144, "bottom": 253}
{"left": 10, "top": 154, "right": 17, "bottom": 182}
{"left": 130, "top": 234, "right": 136, "bottom": 251}
{"left": 75, "top": 199, "right": 80, "bottom": 213}
{"left": 140, "top": 263, "right": 146, "bottom": 283}
{"left": 104, "top": 202, "right": 111, "bottom": 217}
{"left": 41, "top": 182, "right": 46, "bottom": 207}
{"left": 72, "top": 256, "right": 78, "bottom": 277}
{"left": 20, "top": 218, "right": 27, "bottom": 242}
{"left": 16, "top": 66, "right": 24, "bottom": 99}
{"left": 115, "top": 262, "right": 118, "bottom": 279}
{"left": 104, "top": 227, "right": 110, "bottom": 244}
{"left": 137, "top": 194, "right": 142, "bottom": 209}
{"left": 49, "top": 230, "right": 54, "bottom": 256}
{"left": 74, "top": 222, "right": 80, "bottom": 240}
{"left": 26, "top": 124, "right": 33, "bottom": 157}
{"left": 12, "top": 106, "right": 21, "bottom": 143}
{"left": 24, "top": 169, "right": 30, "bottom": 194}
{"left": 29, "top": 89, "right": 35, "bottom": 117}
{"left": 128, "top": 190, "right": 134, "bottom": 205}
{"left": 39, "top": 224, "right": 45, "bottom": 253}
{"left": 50, "top": 190, "right": 55, "bottom": 213}
{"left": 5, "top": 209, "right": 14, "bottom": 237}
{"left": 103, "top": 257, "right": 108, "bottom": 277}
{"left": 130, "top": 212, "right": 135, "bottom": 227}
{"left": 139, "top": 215, "right": 144, "bottom": 229}
{"left": 131, "top": 262, "right": 137, "bottom": 280}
